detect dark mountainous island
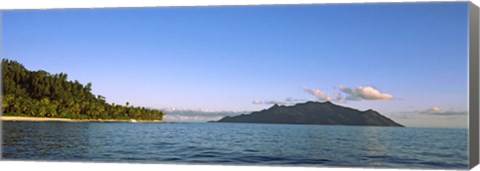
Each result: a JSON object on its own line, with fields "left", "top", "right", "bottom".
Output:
{"left": 217, "top": 101, "right": 403, "bottom": 127}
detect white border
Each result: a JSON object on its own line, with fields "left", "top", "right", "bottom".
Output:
{"left": 0, "top": 161, "right": 450, "bottom": 171}
{"left": 0, "top": 0, "right": 479, "bottom": 171}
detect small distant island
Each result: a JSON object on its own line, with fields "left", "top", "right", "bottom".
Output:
{"left": 217, "top": 101, "right": 404, "bottom": 127}
{"left": 1, "top": 59, "right": 165, "bottom": 122}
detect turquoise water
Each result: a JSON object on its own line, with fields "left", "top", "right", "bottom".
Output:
{"left": 2, "top": 121, "right": 468, "bottom": 169}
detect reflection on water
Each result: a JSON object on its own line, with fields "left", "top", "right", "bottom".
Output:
{"left": 358, "top": 127, "right": 386, "bottom": 166}
{"left": 2, "top": 121, "right": 468, "bottom": 169}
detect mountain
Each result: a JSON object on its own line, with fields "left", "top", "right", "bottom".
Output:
{"left": 217, "top": 101, "right": 404, "bottom": 127}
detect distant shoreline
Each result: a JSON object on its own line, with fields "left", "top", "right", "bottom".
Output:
{"left": 0, "top": 116, "right": 163, "bottom": 123}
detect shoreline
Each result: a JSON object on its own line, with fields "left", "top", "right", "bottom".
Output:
{"left": 0, "top": 116, "right": 163, "bottom": 123}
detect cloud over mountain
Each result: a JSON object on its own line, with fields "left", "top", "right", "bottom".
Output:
{"left": 301, "top": 85, "right": 393, "bottom": 103}
{"left": 252, "top": 100, "right": 287, "bottom": 105}
{"left": 254, "top": 85, "right": 394, "bottom": 107}
{"left": 303, "top": 87, "right": 332, "bottom": 101}
{"left": 339, "top": 85, "right": 393, "bottom": 101}
{"left": 252, "top": 97, "right": 309, "bottom": 105}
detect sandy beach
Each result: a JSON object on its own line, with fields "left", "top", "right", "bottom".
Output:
{"left": 0, "top": 116, "right": 163, "bottom": 123}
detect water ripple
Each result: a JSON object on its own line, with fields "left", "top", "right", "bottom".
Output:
{"left": 2, "top": 122, "right": 468, "bottom": 169}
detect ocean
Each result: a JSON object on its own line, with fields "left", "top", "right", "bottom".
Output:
{"left": 1, "top": 121, "right": 468, "bottom": 169}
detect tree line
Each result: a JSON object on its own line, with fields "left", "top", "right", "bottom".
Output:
{"left": 2, "top": 59, "right": 164, "bottom": 120}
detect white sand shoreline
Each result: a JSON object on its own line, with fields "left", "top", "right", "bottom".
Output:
{"left": 0, "top": 116, "right": 163, "bottom": 123}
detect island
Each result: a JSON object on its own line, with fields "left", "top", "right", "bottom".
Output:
{"left": 1, "top": 59, "right": 165, "bottom": 122}
{"left": 217, "top": 101, "right": 404, "bottom": 127}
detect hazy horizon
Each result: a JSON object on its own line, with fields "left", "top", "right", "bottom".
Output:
{"left": 2, "top": 2, "right": 469, "bottom": 128}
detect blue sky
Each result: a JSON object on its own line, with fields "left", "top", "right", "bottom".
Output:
{"left": 2, "top": 2, "right": 470, "bottom": 127}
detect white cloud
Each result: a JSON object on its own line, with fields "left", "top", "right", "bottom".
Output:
{"left": 303, "top": 85, "right": 392, "bottom": 103}
{"left": 252, "top": 97, "right": 309, "bottom": 105}
{"left": 255, "top": 85, "right": 393, "bottom": 107}
{"left": 425, "top": 106, "right": 441, "bottom": 113}
{"left": 163, "top": 115, "right": 224, "bottom": 122}
{"left": 286, "top": 97, "right": 308, "bottom": 102}
{"left": 392, "top": 107, "right": 467, "bottom": 120}
{"left": 303, "top": 87, "right": 332, "bottom": 101}
{"left": 252, "top": 100, "right": 287, "bottom": 105}
{"left": 162, "top": 109, "right": 246, "bottom": 122}
{"left": 252, "top": 100, "right": 263, "bottom": 105}
{"left": 339, "top": 85, "right": 393, "bottom": 101}
{"left": 419, "top": 106, "right": 466, "bottom": 116}
{"left": 332, "top": 93, "right": 346, "bottom": 104}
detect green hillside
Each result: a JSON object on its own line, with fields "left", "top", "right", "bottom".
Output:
{"left": 1, "top": 59, "right": 164, "bottom": 121}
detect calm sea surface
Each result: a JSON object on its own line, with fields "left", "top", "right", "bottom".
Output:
{"left": 2, "top": 121, "right": 468, "bottom": 169}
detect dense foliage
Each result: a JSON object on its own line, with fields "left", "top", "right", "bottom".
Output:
{"left": 1, "top": 59, "right": 164, "bottom": 120}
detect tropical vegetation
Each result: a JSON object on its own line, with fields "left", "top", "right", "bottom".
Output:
{"left": 1, "top": 59, "right": 164, "bottom": 120}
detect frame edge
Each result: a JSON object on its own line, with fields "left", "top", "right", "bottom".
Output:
{"left": 469, "top": 1, "right": 480, "bottom": 169}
